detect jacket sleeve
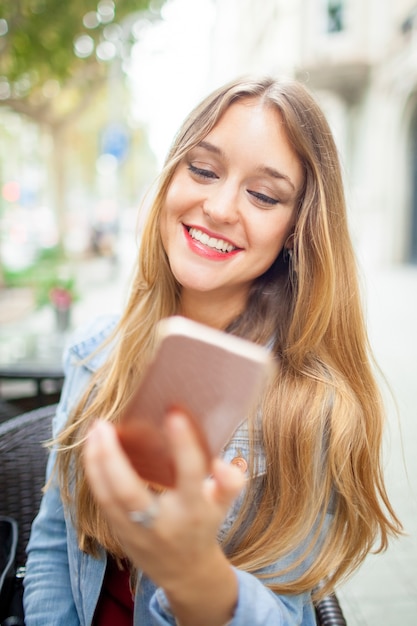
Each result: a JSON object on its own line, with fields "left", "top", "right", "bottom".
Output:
{"left": 23, "top": 345, "right": 93, "bottom": 626}
{"left": 147, "top": 512, "right": 332, "bottom": 626}
{"left": 148, "top": 567, "right": 318, "bottom": 626}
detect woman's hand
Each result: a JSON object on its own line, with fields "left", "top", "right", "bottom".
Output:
{"left": 83, "top": 412, "right": 245, "bottom": 626}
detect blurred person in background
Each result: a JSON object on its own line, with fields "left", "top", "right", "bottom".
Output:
{"left": 23, "top": 76, "right": 402, "bottom": 625}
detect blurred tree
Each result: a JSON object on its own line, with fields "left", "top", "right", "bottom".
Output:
{"left": 0, "top": 0, "right": 164, "bottom": 123}
{"left": 0, "top": 0, "right": 165, "bottom": 254}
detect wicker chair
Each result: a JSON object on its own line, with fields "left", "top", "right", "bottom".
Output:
{"left": 0, "top": 404, "right": 55, "bottom": 568}
{"left": 0, "top": 404, "right": 346, "bottom": 625}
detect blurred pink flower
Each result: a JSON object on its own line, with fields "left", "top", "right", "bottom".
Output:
{"left": 49, "top": 286, "right": 72, "bottom": 310}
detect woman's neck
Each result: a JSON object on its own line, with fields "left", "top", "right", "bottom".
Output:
{"left": 178, "top": 289, "right": 246, "bottom": 330}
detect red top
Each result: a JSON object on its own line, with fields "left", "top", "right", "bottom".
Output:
{"left": 93, "top": 557, "right": 134, "bottom": 625}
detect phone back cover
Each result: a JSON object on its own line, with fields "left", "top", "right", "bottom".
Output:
{"left": 118, "top": 319, "right": 271, "bottom": 487}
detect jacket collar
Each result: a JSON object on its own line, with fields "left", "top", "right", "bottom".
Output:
{"left": 69, "top": 315, "right": 119, "bottom": 373}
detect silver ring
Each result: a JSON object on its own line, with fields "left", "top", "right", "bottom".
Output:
{"left": 128, "top": 500, "right": 159, "bottom": 529}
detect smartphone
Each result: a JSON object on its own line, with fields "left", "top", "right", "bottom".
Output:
{"left": 116, "top": 316, "right": 272, "bottom": 488}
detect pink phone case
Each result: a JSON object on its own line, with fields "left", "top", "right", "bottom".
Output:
{"left": 117, "top": 316, "right": 272, "bottom": 488}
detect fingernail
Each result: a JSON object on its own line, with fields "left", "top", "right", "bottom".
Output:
{"left": 166, "top": 412, "right": 188, "bottom": 432}
{"left": 88, "top": 420, "right": 107, "bottom": 443}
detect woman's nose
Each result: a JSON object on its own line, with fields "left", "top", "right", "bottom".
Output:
{"left": 202, "top": 183, "right": 240, "bottom": 224}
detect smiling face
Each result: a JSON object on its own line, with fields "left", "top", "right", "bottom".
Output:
{"left": 160, "top": 98, "right": 304, "bottom": 326}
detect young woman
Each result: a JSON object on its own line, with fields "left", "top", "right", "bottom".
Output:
{"left": 24, "top": 76, "right": 402, "bottom": 625}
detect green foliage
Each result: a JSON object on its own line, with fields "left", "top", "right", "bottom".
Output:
{"left": 0, "top": 0, "right": 165, "bottom": 116}
{"left": 2, "top": 248, "right": 78, "bottom": 308}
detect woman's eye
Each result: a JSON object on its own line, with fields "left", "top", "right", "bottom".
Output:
{"left": 248, "top": 190, "right": 279, "bottom": 206}
{"left": 188, "top": 164, "right": 218, "bottom": 180}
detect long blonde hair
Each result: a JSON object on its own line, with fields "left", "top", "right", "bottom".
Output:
{"left": 56, "top": 76, "right": 402, "bottom": 598}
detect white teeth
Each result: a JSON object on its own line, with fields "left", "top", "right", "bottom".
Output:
{"left": 188, "top": 227, "right": 236, "bottom": 253}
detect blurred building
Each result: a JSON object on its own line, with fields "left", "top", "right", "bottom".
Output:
{"left": 210, "top": 0, "right": 417, "bottom": 267}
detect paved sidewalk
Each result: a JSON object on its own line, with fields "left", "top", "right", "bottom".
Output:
{"left": 337, "top": 265, "right": 417, "bottom": 625}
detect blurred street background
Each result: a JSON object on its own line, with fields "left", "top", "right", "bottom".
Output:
{"left": 1, "top": 1, "right": 416, "bottom": 623}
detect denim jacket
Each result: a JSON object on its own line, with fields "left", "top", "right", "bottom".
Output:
{"left": 24, "top": 315, "right": 325, "bottom": 625}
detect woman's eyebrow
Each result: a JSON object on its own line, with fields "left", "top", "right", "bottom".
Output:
{"left": 197, "top": 140, "right": 224, "bottom": 156}
{"left": 256, "top": 166, "right": 296, "bottom": 191}
{"left": 196, "top": 140, "right": 296, "bottom": 191}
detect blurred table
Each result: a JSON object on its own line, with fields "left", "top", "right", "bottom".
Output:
{"left": 0, "top": 331, "right": 65, "bottom": 416}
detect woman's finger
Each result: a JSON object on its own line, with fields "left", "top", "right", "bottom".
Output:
{"left": 165, "top": 412, "right": 210, "bottom": 496}
{"left": 166, "top": 412, "right": 245, "bottom": 518}
{"left": 208, "top": 458, "right": 246, "bottom": 511}
{"left": 84, "top": 419, "right": 153, "bottom": 516}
